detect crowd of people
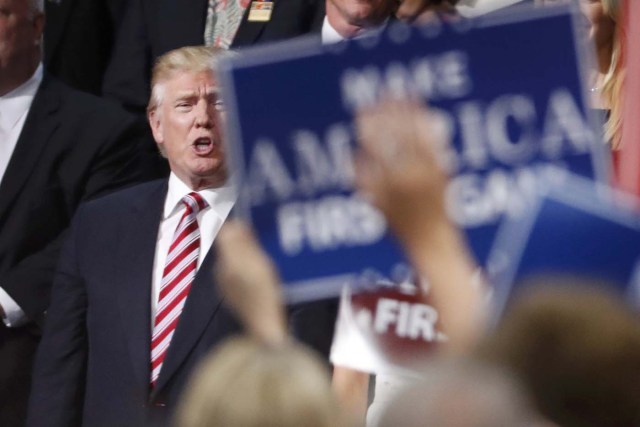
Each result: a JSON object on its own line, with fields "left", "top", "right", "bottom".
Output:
{"left": 0, "top": 0, "right": 638, "bottom": 426}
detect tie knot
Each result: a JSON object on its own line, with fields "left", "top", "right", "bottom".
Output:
{"left": 182, "top": 192, "right": 208, "bottom": 214}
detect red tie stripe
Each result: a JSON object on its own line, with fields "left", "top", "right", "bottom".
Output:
{"left": 150, "top": 192, "right": 207, "bottom": 386}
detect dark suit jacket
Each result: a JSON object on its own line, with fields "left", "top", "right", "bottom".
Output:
{"left": 27, "top": 180, "right": 242, "bottom": 427}
{"left": 44, "top": 0, "right": 128, "bottom": 95}
{"left": 0, "top": 75, "right": 148, "bottom": 426}
{"left": 102, "top": 0, "right": 324, "bottom": 113}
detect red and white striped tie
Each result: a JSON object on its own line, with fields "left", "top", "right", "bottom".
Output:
{"left": 150, "top": 192, "right": 208, "bottom": 386}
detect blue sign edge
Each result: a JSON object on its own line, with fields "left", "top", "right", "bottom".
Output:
{"left": 487, "top": 170, "right": 640, "bottom": 327}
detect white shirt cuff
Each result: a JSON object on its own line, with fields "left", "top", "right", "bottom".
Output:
{"left": 0, "top": 287, "right": 28, "bottom": 327}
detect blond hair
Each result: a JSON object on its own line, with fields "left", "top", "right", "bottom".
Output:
{"left": 147, "top": 45, "right": 229, "bottom": 114}
{"left": 176, "top": 337, "right": 345, "bottom": 427}
{"left": 600, "top": 0, "right": 625, "bottom": 149}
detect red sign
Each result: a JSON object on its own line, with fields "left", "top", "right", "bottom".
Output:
{"left": 616, "top": 0, "right": 640, "bottom": 195}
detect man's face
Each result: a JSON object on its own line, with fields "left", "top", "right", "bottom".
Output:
{"left": 329, "top": 0, "right": 396, "bottom": 26}
{"left": 0, "top": 0, "right": 43, "bottom": 74}
{"left": 149, "top": 70, "right": 227, "bottom": 190}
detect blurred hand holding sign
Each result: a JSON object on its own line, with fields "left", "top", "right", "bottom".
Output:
{"left": 220, "top": 3, "right": 607, "bottom": 307}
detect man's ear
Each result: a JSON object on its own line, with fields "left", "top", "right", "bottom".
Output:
{"left": 33, "top": 12, "right": 45, "bottom": 42}
{"left": 148, "top": 109, "right": 167, "bottom": 157}
{"left": 148, "top": 109, "right": 164, "bottom": 144}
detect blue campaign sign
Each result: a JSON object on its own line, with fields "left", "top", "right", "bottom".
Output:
{"left": 488, "top": 172, "right": 640, "bottom": 321}
{"left": 220, "top": 4, "right": 609, "bottom": 302}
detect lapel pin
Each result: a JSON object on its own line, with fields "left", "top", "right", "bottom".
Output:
{"left": 247, "top": 0, "right": 273, "bottom": 22}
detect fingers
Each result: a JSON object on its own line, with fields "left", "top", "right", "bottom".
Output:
{"left": 396, "top": 0, "right": 458, "bottom": 22}
{"left": 396, "top": 0, "right": 433, "bottom": 22}
{"left": 355, "top": 99, "right": 443, "bottom": 174}
{"left": 354, "top": 99, "right": 451, "bottom": 241}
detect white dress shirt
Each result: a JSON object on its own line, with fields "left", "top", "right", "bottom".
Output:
{"left": 321, "top": 16, "right": 388, "bottom": 45}
{"left": 0, "top": 64, "right": 44, "bottom": 327}
{"left": 150, "top": 173, "right": 236, "bottom": 318}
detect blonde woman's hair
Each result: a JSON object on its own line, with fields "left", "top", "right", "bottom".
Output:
{"left": 147, "top": 45, "right": 229, "bottom": 114}
{"left": 600, "top": 0, "right": 625, "bottom": 149}
{"left": 175, "top": 337, "right": 345, "bottom": 427}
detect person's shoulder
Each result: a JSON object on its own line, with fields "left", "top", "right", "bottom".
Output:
{"left": 79, "top": 179, "right": 167, "bottom": 218}
{"left": 40, "top": 75, "right": 137, "bottom": 124}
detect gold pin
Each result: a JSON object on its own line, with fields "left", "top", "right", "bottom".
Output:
{"left": 248, "top": 1, "right": 273, "bottom": 22}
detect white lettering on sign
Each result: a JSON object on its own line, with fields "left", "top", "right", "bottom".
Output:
{"left": 541, "top": 89, "right": 597, "bottom": 158}
{"left": 292, "top": 125, "right": 354, "bottom": 196}
{"left": 245, "top": 123, "right": 355, "bottom": 205}
{"left": 446, "top": 167, "right": 538, "bottom": 227}
{"left": 277, "top": 195, "right": 387, "bottom": 255}
{"left": 340, "top": 51, "right": 472, "bottom": 111}
{"left": 245, "top": 88, "right": 593, "bottom": 209}
{"left": 246, "top": 138, "right": 296, "bottom": 204}
{"left": 373, "top": 298, "right": 439, "bottom": 341}
{"left": 444, "top": 89, "right": 594, "bottom": 174}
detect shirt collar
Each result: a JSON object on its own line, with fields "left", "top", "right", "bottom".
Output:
{"left": 321, "top": 16, "right": 389, "bottom": 45}
{"left": 0, "top": 63, "right": 43, "bottom": 130}
{"left": 164, "top": 172, "right": 237, "bottom": 220}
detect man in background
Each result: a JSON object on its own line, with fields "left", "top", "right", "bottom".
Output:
{"left": 0, "top": 0, "right": 149, "bottom": 425}
{"left": 103, "top": 0, "right": 325, "bottom": 115}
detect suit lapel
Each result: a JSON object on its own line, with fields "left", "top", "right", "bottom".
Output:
{"left": 152, "top": 245, "right": 224, "bottom": 396}
{"left": 115, "top": 181, "right": 167, "bottom": 391}
{"left": 0, "top": 77, "right": 61, "bottom": 225}
{"left": 231, "top": 2, "right": 270, "bottom": 47}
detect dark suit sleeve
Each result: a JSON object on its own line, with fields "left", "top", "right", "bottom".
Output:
{"left": 102, "top": 0, "right": 152, "bottom": 114}
{"left": 1, "top": 110, "right": 148, "bottom": 328}
{"left": 288, "top": 298, "right": 339, "bottom": 363}
{"left": 26, "top": 208, "right": 88, "bottom": 427}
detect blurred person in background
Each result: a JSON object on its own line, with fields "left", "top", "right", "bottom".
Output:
{"left": 395, "top": 0, "right": 459, "bottom": 22}
{"left": 176, "top": 337, "right": 345, "bottom": 427}
{"left": 477, "top": 283, "right": 640, "bottom": 427}
{"left": 0, "top": 0, "right": 148, "bottom": 424}
{"left": 377, "top": 358, "right": 543, "bottom": 427}
{"left": 322, "top": 0, "right": 397, "bottom": 43}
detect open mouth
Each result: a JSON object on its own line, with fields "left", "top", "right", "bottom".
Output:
{"left": 192, "top": 137, "right": 216, "bottom": 155}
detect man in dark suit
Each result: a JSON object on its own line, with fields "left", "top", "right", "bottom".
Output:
{"left": 102, "top": 0, "right": 324, "bottom": 114}
{"left": 0, "top": 0, "right": 149, "bottom": 425}
{"left": 27, "top": 45, "right": 244, "bottom": 427}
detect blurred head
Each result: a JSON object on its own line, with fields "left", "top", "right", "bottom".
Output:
{"left": 378, "top": 358, "right": 540, "bottom": 427}
{"left": 326, "top": 0, "right": 396, "bottom": 36}
{"left": 148, "top": 46, "right": 231, "bottom": 190}
{"left": 478, "top": 283, "right": 640, "bottom": 427}
{"left": 0, "top": 0, "right": 45, "bottom": 95}
{"left": 176, "top": 337, "right": 345, "bottom": 427}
